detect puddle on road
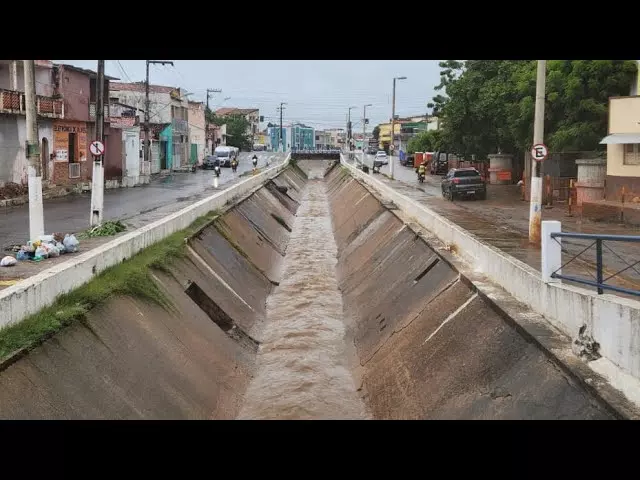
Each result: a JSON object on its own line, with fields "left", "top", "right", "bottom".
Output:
{"left": 237, "top": 167, "right": 370, "bottom": 420}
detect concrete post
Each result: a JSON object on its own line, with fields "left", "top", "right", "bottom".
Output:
{"left": 541, "top": 220, "right": 562, "bottom": 283}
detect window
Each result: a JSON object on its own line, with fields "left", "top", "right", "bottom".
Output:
{"left": 624, "top": 144, "right": 640, "bottom": 165}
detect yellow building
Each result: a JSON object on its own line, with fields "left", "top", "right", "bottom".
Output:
{"left": 601, "top": 96, "right": 640, "bottom": 199}
{"left": 377, "top": 122, "right": 403, "bottom": 149}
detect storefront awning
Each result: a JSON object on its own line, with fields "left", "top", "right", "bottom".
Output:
{"left": 600, "top": 133, "right": 640, "bottom": 144}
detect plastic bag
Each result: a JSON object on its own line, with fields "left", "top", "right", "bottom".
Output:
{"left": 35, "top": 246, "right": 48, "bottom": 259}
{"left": 16, "top": 250, "right": 29, "bottom": 261}
{"left": 0, "top": 256, "right": 17, "bottom": 267}
{"left": 55, "top": 241, "right": 66, "bottom": 254}
{"left": 39, "top": 235, "right": 55, "bottom": 243}
{"left": 63, "top": 234, "right": 79, "bottom": 253}
{"left": 48, "top": 245, "right": 60, "bottom": 258}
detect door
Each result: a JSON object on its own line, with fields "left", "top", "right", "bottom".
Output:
{"left": 190, "top": 144, "right": 198, "bottom": 165}
{"left": 125, "top": 132, "right": 139, "bottom": 179}
{"left": 41, "top": 138, "right": 49, "bottom": 181}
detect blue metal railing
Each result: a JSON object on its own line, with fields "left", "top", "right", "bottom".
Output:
{"left": 550, "top": 232, "right": 640, "bottom": 297}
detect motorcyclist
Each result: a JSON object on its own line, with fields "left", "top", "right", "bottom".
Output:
{"left": 252, "top": 154, "right": 258, "bottom": 167}
{"left": 213, "top": 158, "right": 221, "bottom": 177}
{"left": 231, "top": 157, "right": 238, "bottom": 172}
{"left": 417, "top": 162, "right": 426, "bottom": 180}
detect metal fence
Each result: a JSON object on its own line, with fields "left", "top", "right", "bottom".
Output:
{"left": 550, "top": 231, "right": 640, "bottom": 297}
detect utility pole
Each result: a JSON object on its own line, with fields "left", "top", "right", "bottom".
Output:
{"left": 390, "top": 76, "right": 407, "bottom": 180}
{"left": 347, "top": 106, "right": 356, "bottom": 151}
{"left": 90, "top": 60, "right": 105, "bottom": 226}
{"left": 528, "top": 60, "right": 547, "bottom": 245}
{"left": 205, "top": 88, "right": 222, "bottom": 155}
{"left": 24, "top": 60, "right": 44, "bottom": 240}
{"left": 278, "top": 102, "right": 286, "bottom": 152}
{"left": 363, "top": 103, "right": 372, "bottom": 154}
{"left": 144, "top": 60, "right": 174, "bottom": 166}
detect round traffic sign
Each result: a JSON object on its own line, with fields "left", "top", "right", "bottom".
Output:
{"left": 90, "top": 140, "right": 106, "bottom": 157}
{"left": 531, "top": 143, "right": 548, "bottom": 162}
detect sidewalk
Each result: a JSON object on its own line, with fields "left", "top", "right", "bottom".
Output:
{"left": 371, "top": 168, "right": 640, "bottom": 298}
{"left": 0, "top": 165, "right": 273, "bottom": 291}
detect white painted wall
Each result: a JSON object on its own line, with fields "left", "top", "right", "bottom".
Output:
{"left": 0, "top": 117, "right": 53, "bottom": 185}
{"left": 110, "top": 89, "right": 172, "bottom": 125}
{"left": 122, "top": 127, "right": 141, "bottom": 187}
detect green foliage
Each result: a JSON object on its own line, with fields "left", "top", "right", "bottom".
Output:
{"left": 407, "top": 130, "right": 442, "bottom": 154}
{"left": 224, "top": 115, "right": 252, "bottom": 151}
{"left": 0, "top": 210, "right": 221, "bottom": 362}
{"left": 372, "top": 125, "right": 380, "bottom": 140}
{"left": 429, "top": 60, "right": 637, "bottom": 160}
{"left": 78, "top": 220, "right": 127, "bottom": 239}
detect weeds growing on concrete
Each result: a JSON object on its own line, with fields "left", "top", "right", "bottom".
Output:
{"left": 0, "top": 209, "right": 221, "bottom": 363}
{"left": 77, "top": 220, "right": 127, "bottom": 239}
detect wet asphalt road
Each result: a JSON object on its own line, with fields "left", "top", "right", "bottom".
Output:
{"left": 0, "top": 152, "right": 281, "bottom": 248}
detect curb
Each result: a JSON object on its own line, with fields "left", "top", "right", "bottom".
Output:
{"left": 347, "top": 164, "right": 640, "bottom": 420}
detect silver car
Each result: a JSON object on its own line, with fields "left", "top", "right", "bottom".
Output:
{"left": 375, "top": 151, "right": 389, "bottom": 165}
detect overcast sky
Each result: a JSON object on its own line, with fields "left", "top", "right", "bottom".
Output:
{"left": 55, "top": 60, "right": 441, "bottom": 130}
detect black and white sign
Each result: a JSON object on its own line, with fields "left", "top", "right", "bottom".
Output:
{"left": 530, "top": 143, "right": 548, "bottom": 162}
{"left": 89, "top": 140, "right": 105, "bottom": 157}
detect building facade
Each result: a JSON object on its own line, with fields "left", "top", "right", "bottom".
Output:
{"left": 215, "top": 107, "right": 260, "bottom": 147}
{"left": 315, "top": 130, "right": 331, "bottom": 149}
{"left": 0, "top": 60, "right": 62, "bottom": 186}
{"left": 290, "top": 123, "right": 314, "bottom": 149}
{"left": 188, "top": 101, "right": 205, "bottom": 166}
{"left": 110, "top": 101, "right": 143, "bottom": 187}
{"left": 110, "top": 82, "right": 173, "bottom": 173}
{"left": 55, "top": 64, "right": 119, "bottom": 187}
{"left": 601, "top": 96, "right": 640, "bottom": 199}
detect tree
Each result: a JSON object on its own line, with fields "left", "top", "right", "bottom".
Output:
{"left": 224, "top": 115, "right": 252, "bottom": 151}
{"left": 407, "top": 130, "right": 442, "bottom": 154}
{"left": 430, "top": 60, "right": 637, "bottom": 160}
{"left": 372, "top": 125, "right": 380, "bottom": 140}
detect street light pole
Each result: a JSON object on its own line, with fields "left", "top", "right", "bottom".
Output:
{"left": 363, "top": 103, "right": 372, "bottom": 164}
{"left": 347, "top": 106, "right": 356, "bottom": 151}
{"left": 390, "top": 76, "right": 407, "bottom": 180}
{"left": 528, "top": 60, "right": 547, "bottom": 245}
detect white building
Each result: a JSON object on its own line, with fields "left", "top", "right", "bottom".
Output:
{"left": 0, "top": 60, "right": 60, "bottom": 185}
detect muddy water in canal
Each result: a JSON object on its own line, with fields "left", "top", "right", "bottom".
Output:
{"left": 237, "top": 167, "right": 370, "bottom": 420}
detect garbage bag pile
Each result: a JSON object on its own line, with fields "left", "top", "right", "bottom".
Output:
{"left": 2, "top": 233, "right": 80, "bottom": 266}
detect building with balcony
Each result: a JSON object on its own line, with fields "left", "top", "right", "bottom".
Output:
{"left": 315, "top": 130, "right": 331, "bottom": 149}
{"left": 109, "top": 82, "right": 190, "bottom": 172}
{"left": 0, "top": 60, "right": 63, "bottom": 185}
{"left": 51, "top": 64, "right": 118, "bottom": 186}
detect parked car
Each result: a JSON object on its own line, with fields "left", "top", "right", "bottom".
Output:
{"left": 441, "top": 167, "right": 487, "bottom": 201}
{"left": 375, "top": 151, "right": 388, "bottom": 165}
{"left": 203, "top": 155, "right": 220, "bottom": 170}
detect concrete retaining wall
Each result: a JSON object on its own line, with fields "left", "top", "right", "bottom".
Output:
{"left": 0, "top": 156, "right": 291, "bottom": 330}
{"left": 340, "top": 157, "right": 640, "bottom": 382}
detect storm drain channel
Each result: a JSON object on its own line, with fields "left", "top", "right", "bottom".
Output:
{"left": 236, "top": 170, "right": 370, "bottom": 420}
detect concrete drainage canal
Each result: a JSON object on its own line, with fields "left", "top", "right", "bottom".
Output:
{"left": 0, "top": 160, "right": 617, "bottom": 419}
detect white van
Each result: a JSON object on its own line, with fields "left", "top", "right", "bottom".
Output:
{"left": 214, "top": 146, "right": 238, "bottom": 167}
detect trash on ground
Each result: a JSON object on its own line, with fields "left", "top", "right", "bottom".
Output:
{"left": 0, "top": 279, "right": 19, "bottom": 286}
{"left": 0, "top": 256, "right": 17, "bottom": 267}
{"left": 10, "top": 231, "right": 81, "bottom": 263}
